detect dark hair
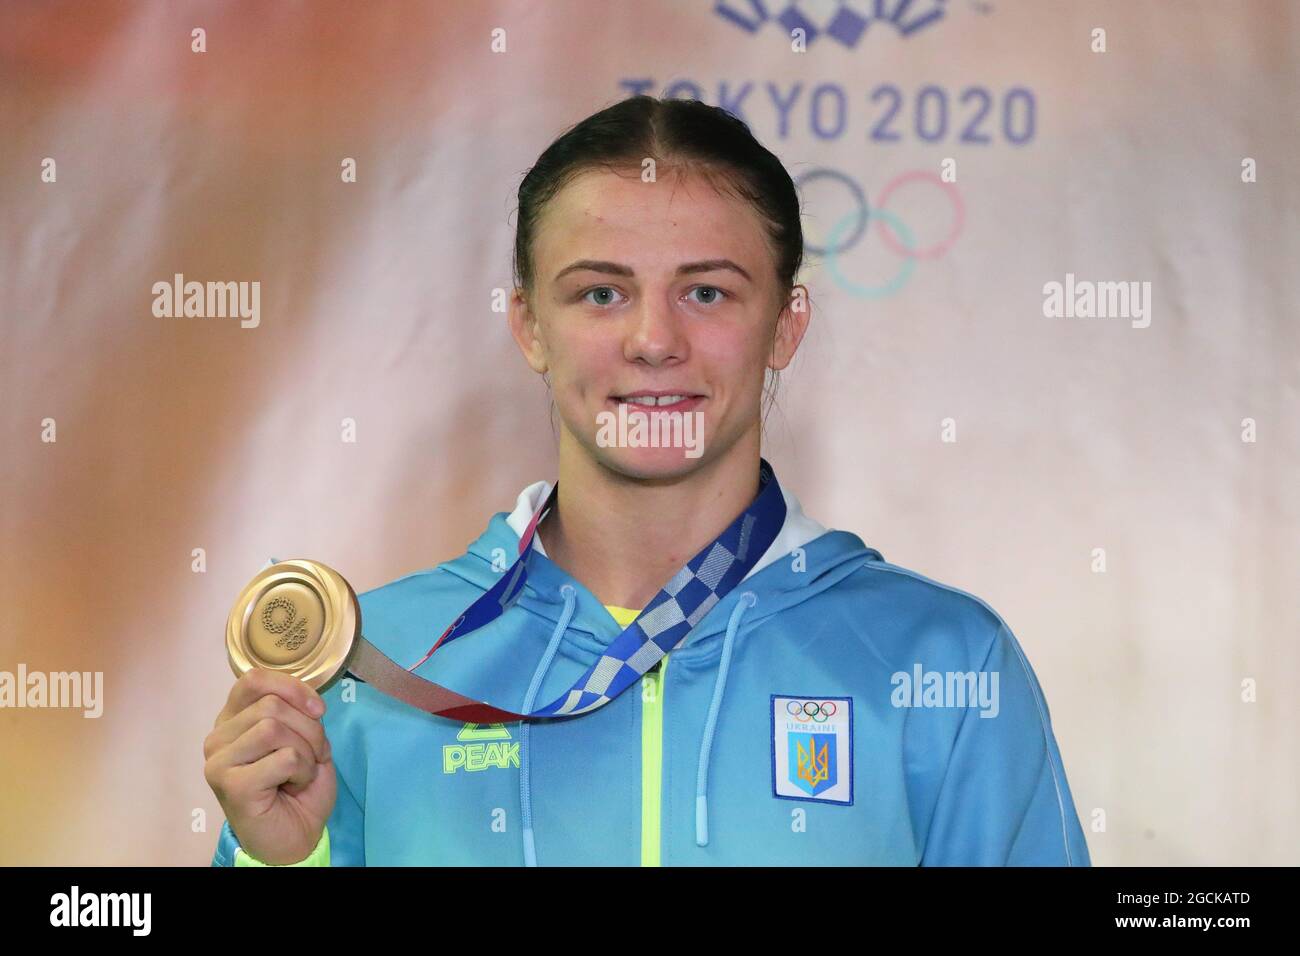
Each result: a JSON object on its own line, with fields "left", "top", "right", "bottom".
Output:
{"left": 512, "top": 95, "right": 804, "bottom": 304}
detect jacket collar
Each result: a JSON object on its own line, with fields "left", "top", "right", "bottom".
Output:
{"left": 502, "top": 476, "right": 828, "bottom": 584}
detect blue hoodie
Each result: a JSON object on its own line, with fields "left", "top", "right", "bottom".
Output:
{"left": 212, "top": 478, "right": 1090, "bottom": 866}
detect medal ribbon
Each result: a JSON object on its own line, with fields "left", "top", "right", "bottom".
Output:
{"left": 347, "top": 460, "right": 786, "bottom": 723}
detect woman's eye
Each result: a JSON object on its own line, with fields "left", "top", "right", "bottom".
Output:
{"left": 687, "top": 286, "right": 728, "bottom": 306}
{"left": 582, "top": 286, "right": 623, "bottom": 307}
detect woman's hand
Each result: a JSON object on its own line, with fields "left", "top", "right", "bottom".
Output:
{"left": 204, "top": 669, "right": 336, "bottom": 864}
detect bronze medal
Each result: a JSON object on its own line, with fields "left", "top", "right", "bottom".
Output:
{"left": 226, "top": 559, "right": 360, "bottom": 692}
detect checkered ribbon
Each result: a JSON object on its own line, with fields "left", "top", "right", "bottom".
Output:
{"left": 397, "top": 459, "right": 787, "bottom": 721}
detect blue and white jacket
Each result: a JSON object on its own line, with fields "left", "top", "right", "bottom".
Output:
{"left": 213, "top": 479, "right": 1091, "bottom": 866}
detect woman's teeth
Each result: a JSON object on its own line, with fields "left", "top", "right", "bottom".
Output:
{"left": 620, "top": 395, "right": 689, "bottom": 406}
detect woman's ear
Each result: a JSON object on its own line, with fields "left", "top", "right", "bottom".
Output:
{"left": 769, "top": 284, "right": 811, "bottom": 371}
{"left": 507, "top": 287, "right": 549, "bottom": 374}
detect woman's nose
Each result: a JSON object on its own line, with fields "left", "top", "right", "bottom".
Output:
{"left": 624, "top": 298, "right": 688, "bottom": 365}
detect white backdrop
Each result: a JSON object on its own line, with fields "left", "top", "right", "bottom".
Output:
{"left": 1, "top": 0, "right": 1296, "bottom": 865}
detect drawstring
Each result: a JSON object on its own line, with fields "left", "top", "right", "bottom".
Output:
{"left": 518, "top": 584, "right": 575, "bottom": 867}
{"left": 516, "top": 584, "right": 755, "bottom": 860}
{"left": 695, "top": 591, "right": 756, "bottom": 847}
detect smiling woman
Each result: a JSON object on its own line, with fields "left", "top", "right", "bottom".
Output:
{"left": 207, "top": 95, "right": 1091, "bottom": 868}
{"left": 504, "top": 98, "right": 814, "bottom": 609}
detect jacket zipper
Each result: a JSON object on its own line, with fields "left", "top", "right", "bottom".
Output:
{"left": 640, "top": 653, "right": 670, "bottom": 866}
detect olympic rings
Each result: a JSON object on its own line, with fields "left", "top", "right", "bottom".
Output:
{"left": 874, "top": 170, "right": 965, "bottom": 260}
{"left": 825, "top": 206, "right": 916, "bottom": 300}
{"left": 794, "top": 166, "right": 966, "bottom": 299}
{"left": 786, "top": 699, "right": 837, "bottom": 722}
{"left": 796, "top": 168, "right": 870, "bottom": 258}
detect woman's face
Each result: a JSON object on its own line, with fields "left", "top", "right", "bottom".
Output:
{"left": 509, "top": 165, "right": 810, "bottom": 481}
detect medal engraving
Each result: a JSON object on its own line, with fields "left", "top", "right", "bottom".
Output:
{"left": 227, "top": 560, "right": 359, "bottom": 691}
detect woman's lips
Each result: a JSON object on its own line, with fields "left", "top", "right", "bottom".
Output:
{"left": 608, "top": 396, "right": 705, "bottom": 413}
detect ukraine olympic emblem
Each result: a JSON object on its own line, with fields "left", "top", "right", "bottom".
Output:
{"left": 771, "top": 695, "right": 854, "bottom": 805}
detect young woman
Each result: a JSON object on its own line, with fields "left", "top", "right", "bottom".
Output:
{"left": 205, "top": 95, "right": 1090, "bottom": 866}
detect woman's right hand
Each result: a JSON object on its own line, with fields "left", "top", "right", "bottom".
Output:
{"left": 204, "top": 669, "right": 337, "bottom": 864}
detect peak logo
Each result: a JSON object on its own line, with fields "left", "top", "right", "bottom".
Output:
{"left": 443, "top": 722, "right": 520, "bottom": 774}
{"left": 715, "top": 0, "right": 959, "bottom": 47}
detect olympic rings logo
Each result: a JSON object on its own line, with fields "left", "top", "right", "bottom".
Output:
{"left": 787, "top": 699, "right": 837, "bottom": 722}
{"left": 794, "top": 167, "right": 965, "bottom": 299}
